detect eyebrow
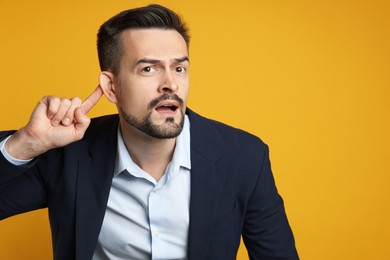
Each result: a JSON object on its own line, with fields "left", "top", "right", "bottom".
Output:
{"left": 174, "top": 56, "right": 189, "bottom": 63}
{"left": 136, "top": 56, "right": 189, "bottom": 66}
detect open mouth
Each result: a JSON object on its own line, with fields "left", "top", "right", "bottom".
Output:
{"left": 155, "top": 103, "right": 179, "bottom": 113}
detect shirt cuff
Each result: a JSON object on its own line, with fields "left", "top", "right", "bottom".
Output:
{"left": 0, "top": 135, "right": 33, "bottom": 166}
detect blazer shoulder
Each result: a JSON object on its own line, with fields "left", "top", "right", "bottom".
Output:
{"left": 187, "top": 109, "right": 268, "bottom": 155}
{"left": 212, "top": 119, "right": 264, "bottom": 146}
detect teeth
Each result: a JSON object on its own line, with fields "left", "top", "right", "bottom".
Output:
{"left": 162, "top": 105, "right": 176, "bottom": 108}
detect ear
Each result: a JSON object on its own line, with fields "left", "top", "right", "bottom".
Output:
{"left": 99, "top": 71, "right": 118, "bottom": 103}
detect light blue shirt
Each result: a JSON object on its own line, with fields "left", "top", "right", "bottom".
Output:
{"left": 93, "top": 115, "right": 191, "bottom": 260}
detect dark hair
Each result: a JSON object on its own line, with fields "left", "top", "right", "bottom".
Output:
{"left": 97, "top": 4, "right": 190, "bottom": 74}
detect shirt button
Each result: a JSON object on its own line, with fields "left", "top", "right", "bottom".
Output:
{"left": 155, "top": 230, "right": 160, "bottom": 237}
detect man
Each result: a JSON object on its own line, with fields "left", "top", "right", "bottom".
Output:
{"left": 0, "top": 4, "right": 299, "bottom": 260}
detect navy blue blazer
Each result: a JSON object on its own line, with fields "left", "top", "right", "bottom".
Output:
{"left": 0, "top": 109, "right": 298, "bottom": 259}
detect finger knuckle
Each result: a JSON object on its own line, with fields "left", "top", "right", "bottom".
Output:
{"left": 49, "top": 96, "right": 60, "bottom": 104}
{"left": 71, "top": 97, "right": 82, "bottom": 105}
{"left": 60, "top": 98, "right": 72, "bottom": 106}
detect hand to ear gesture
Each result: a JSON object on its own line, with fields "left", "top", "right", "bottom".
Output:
{"left": 5, "top": 87, "right": 103, "bottom": 160}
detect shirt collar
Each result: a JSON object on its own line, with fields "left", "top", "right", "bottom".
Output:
{"left": 114, "top": 115, "right": 191, "bottom": 178}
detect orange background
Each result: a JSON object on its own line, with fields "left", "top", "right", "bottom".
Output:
{"left": 1, "top": 0, "right": 390, "bottom": 259}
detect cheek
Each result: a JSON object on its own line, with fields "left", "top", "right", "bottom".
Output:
{"left": 117, "top": 87, "right": 151, "bottom": 113}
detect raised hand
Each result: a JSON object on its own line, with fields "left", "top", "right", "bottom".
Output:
{"left": 5, "top": 86, "right": 103, "bottom": 160}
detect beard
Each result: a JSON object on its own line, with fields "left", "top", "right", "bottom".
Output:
{"left": 120, "top": 93, "right": 185, "bottom": 139}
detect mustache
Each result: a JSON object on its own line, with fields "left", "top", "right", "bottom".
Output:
{"left": 148, "top": 93, "right": 184, "bottom": 110}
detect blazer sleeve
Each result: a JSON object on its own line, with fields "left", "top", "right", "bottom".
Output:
{"left": 0, "top": 131, "right": 48, "bottom": 220}
{"left": 242, "top": 144, "right": 299, "bottom": 259}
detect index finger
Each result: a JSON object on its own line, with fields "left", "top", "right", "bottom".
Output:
{"left": 81, "top": 86, "right": 104, "bottom": 113}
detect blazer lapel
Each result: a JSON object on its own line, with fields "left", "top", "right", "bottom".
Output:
{"left": 74, "top": 117, "right": 118, "bottom": 260}
{"left": 187, "top": 110, "right": 226, "bottom": 259}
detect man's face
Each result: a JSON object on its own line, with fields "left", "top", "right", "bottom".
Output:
{"left": 114, "top": 29, "right": 189, "bottom": 139}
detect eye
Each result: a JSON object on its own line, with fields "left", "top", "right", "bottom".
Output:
{"left": 142, "top": 66, "right": 155, "bottom": 73}
{"left": 139, "top": 66, "right": 157, "bottom": 76}
{"left": 175, "top": 66, "right": 186, "bottom": 73}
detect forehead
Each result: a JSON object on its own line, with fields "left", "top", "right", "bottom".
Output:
{"left": 120, "top": 29, "right": 188, "bottom": 60}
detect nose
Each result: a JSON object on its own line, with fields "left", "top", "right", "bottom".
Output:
{"left": 158, "top": 70, "right": 178, "bottom": 94}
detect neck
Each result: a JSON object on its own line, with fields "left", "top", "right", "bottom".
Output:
{"left": 119, "top": 120, "right": 176, "bottom": 181}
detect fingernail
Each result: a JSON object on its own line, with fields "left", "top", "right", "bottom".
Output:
{"left": 62, "top": 118, "right": 70, "bottom": 125}
{"left": 51, "top": 120, "right": 59, "bottom": 126}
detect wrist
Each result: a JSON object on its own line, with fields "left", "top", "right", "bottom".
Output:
{"left": 5, "top": 128, "right": 47, "bottom": 160}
